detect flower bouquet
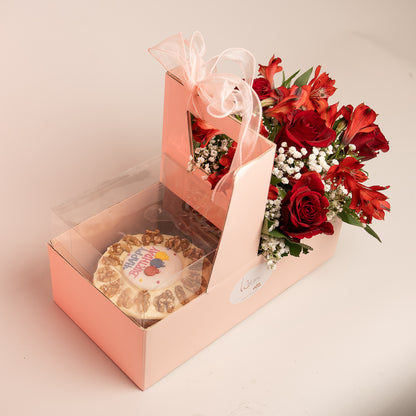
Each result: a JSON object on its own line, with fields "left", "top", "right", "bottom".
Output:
{"left": 188, "top": 55, "right": 390, "bottom": 268}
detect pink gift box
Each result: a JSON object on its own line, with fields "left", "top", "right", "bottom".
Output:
{"left": 48, "top": 72, "right": 341, "bottom": 389}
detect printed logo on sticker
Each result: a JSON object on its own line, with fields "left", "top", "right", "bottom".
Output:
{"left": 122, "top": 245, "right": 182, "bottom": 291}
{"left": 229, "top": 262, "right": 272, "bottom": 304}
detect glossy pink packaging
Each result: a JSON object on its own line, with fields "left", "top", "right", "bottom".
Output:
{"left": 48, "top": 72, "right": 341, "bottom": 389}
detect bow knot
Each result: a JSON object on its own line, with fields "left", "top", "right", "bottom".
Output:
{"left": 149, "top": 32, "right": 261, "bottom": 197}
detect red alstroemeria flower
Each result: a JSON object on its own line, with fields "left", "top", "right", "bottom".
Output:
{"left": 341, "top": 103, "right": 389, "bottom": 160}
{"left": 324, "top": 156, "right": 367, "bottom": 192}
{"left": 342, "top": 103, "right": 376, "bottom": 143}
{"left": 350, "top": 184, "right": 390, "bottom": 224}
{"left": 302, "top": 66, "right": 336, "bottom": 113}
{"left": 319, "top": 102, "right": 341, "bottom": 128}
{"left": 259, "top": 55, "right": 282, "bottom": 89}
{"left": 192, "top": 117, "right": 220, "bottom": 148}
{"left": 264, "top": 85, "right": 308, "bottom": 124}
{"left": 324, "top": 156, "right": 390, "bottom": 224}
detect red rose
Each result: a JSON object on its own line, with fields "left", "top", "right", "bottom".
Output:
{"left": 275, "top": 110, "right": 336, "bottom": 152}
{"left": 349, "top": 126, "right": 389, "bottom": 161}
{"left": 280, "top": 172, "right": 334, "bottom": 239}
{"left": 253, "top": 77, "right": 272, "bottom": 100}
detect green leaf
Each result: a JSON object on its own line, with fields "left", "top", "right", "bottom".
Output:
{"left": 261, "top": 219, "right": 313, "bottom": 257}
{"left": 364, "top": 225, "right": 382, "bottom": 243}
{"left": 268, "top": 124, "right": 280, "bottom": 142}
{"left": 261, "top": 218, "right": 273, "bottom": 235}
{"left": 338, "top": 206, "right": 382, "bottom": 242}
{"left": 337, "top": 206, "right": 363, "bottom": 227}
{"left": 282, "top": 69, "right": 300, "bottom": 88}
{"left": 262, "top": 116, "right": 275, "bottom": 133}
{"left": 288, "top": 241, "right": 302, "bottom": 257}
{"left": 294, "top": 67, "right": 313, "bottom": 87}
{"left": 267, "top": 228, "right": 288, "bottom": 239}
{"left": 286, "top": 239, "right": 312, "bottom": 257}
{"left": 270, "top": 175, "right": 279, "bottom": 186}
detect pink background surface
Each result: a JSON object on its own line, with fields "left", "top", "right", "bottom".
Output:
{"left": 1, "top": 1, "right": 415, "bottom": 415}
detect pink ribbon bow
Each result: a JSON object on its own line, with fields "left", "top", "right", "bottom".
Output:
{"left": 149, "top": 32, "right": 262, "bottom": 198}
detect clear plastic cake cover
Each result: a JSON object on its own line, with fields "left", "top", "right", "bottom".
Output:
{"left": 50, "top": 156, "right": 221, "bottom": 328}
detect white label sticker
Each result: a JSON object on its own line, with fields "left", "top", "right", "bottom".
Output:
{"left": 229, "top": 262, "right": 272, "bottom": 304}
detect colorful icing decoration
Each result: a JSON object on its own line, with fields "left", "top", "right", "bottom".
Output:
{"left": 122, "top": 244, "right": 185, "bottom": 291}
{"left": 144, "top": 265, "right": 160, "bottom": 276}
{"left": 155, "top": 251, "right": 169, "bottom": 261}
{"left": 150, "top": 258, "right": 165, "bottom": 268}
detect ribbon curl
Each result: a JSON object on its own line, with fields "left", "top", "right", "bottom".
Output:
{"left": 149, "top": 32, "right": 262, "bottom": 198}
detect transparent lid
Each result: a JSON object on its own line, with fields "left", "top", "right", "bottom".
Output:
{"left": 50, "top": 157, "right": 221, "bottom": 328}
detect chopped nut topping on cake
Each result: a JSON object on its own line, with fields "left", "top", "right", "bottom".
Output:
{"left": 101, "top": 280, "right": 120, "bottom": 297}
{"left": 117, "top": 288, "right": 134, "bottom": 308}
{"left": 153, "top": 234, "right": 164, "bottom": 244}
{"left": 135, "top": 290, "right": 151, "bottom": 313}
{"left": 183, "top": 247, "right": 204, "bottom": 261}
{"left": 123, "top": 234, "right": 141, "bottom": 247}
{"left": 165, "top": 236, "right": 190, "bottom": 253}
{"left": 95, "top": 267, "right": 119, "bottom": 282}
{"left": 153, "top": 290, "right": 175, "bottom": 313}
{"left": 175, "top": 285, "right": 189, "bottom": 305}
{"left": 141, "top": 229, "right": 164, "bottom": 245}
{"left": 180, "top": 239, "right": 190, "bottom": 250}
{"left": 182, "top": 273, "right": 206, "bottom": 295}
{"left": 108, "top": 243, "right": 123, "bottom": 255}
{"left": 102, "top": 255, "right": 122, "bottom": 266}
{"left": 118, "top": 240, "right": 132, "bottom": 253}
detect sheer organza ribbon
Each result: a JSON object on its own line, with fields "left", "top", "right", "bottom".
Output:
{"left": 149, "top": 32, "right": 261, "bottom": 199}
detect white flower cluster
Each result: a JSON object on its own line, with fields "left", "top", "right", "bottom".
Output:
{"left": 273, "top": 142, "right": 306, "bottom": 184}
{"left": 260, "top": 235, "right": 290, "bottom": 270}
{"left": 187, "top": 137, "right": 233, "bottom": 175}
{"left": 325, "top": 181, "right": 350, "bottom": 221}
{"left": 264, "top": 198, "right": 281, "bottom": 227}
{"left": 304, "top": 145, "right": 337, "bottom": 174}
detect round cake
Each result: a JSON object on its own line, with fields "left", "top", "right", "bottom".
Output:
{"left": 93, "top": 229, "right": 211, "bottom": 323}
